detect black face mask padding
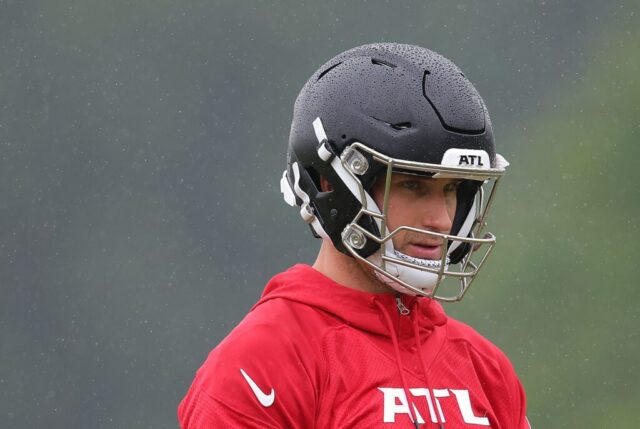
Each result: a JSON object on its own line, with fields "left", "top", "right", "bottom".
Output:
{"left": 449, "top": 180, "right": 482, "bottom": 264}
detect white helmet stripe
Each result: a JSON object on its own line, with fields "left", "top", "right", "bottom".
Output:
{"left": 280, "top": 170, "right": 296, "bottom": 207}
{"left": 313, "top": 117, "right": 381, "bottom": 222}
{"left": 312, "top": 117, "right": 328, "bottom": 143}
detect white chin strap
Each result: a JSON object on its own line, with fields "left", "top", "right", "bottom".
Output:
{"left": 369, "top": 238, "right": 450, "bottom": 296}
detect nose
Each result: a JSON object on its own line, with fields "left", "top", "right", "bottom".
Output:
{"left": 418, "top": 189, "right": 455, "bottom": 234}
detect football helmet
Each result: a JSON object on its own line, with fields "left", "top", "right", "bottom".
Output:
{"left": 280, "top": 43, "right": 509, "bottom": 302}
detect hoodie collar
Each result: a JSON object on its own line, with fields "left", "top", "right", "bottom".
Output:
{"left": 254, "top": 264, "right": 447, "bottom": 339}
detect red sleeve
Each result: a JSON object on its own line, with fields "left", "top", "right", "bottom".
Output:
{"left": 515, "top": 376, "right": 530, "bottom": 428}
{"left": 499, "top": 354, "right": 529, "bottom": 429}
{"left": 178, "top": 385, "right": 281, "bottom": 429}
{"left": 178, "top": 306, "right": 321, "bottom": 429}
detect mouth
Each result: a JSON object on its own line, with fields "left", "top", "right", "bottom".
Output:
{"left": 405, "top": 242, "right": 444, "bottom": 260}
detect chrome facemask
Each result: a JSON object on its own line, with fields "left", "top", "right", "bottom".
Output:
{"left": 337, "top": 142, "right": 509, "bottom": 302}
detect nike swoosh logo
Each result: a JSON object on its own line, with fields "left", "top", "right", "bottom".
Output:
{"left": 240, "top": 368, "right": 275, "bottom": 407}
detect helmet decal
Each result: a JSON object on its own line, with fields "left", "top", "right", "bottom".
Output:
{"left": 441, "top": 149, "right": 491, "bottom": 169}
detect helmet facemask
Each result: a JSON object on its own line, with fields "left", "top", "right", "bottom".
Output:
{"left": 336, "top": 142, "right": 509, "bottom": 302}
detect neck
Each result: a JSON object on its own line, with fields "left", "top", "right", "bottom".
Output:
{"left": 312, "top": 240, "right": 393, "bottom": 294}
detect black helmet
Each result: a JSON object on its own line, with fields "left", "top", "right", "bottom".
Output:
{"left": 280, "top": 43, "right": 509, "bottom": 301}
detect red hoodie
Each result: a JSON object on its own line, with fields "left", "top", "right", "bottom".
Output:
{"left": 178, "top": 265, "right": 529, "bottom": 428}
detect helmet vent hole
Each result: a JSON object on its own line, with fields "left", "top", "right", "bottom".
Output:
{"left": 371, "top": 116, "right": 413, "bottom": 131}
{"left": 390, "top": 122, "right": 412, "bottom": 130}
{"left": 317, "top": 62, "right": 343, "bottom": 81}
{"left": 371, "top": 58, "right": 397, "bottom": 68}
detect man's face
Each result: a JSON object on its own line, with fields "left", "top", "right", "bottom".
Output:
{"left": 371, "top": 173, "right": 460, "bottom": 260}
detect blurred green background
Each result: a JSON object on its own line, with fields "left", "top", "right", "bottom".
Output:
{"left": 1, "top": 1, "right": 638, "bottom": 428}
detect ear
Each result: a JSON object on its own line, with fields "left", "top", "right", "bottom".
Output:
{"left": 319, "top": 176, "right": 333, "bottom": 192}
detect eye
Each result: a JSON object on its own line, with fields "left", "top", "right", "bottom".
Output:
{"left": 399, "top": 180, "right": 421, "bottom": 191}
{"left": 443, "top": 181, "right": 462, "bottom": 194}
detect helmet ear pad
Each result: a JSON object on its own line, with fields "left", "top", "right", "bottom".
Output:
{"left": 449, "top": 180, "right": 482, "bottom": 264}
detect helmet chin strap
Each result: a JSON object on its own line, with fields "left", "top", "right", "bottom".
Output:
{"left": 392, "top": 249, "right": 450, "bottom": 269}
{"left": 368, "top": 237, "right": 451, "bottom": 296}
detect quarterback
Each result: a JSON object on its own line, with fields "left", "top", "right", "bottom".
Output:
{"left": 179, "top": 43, "right": 529, "bottom": 428}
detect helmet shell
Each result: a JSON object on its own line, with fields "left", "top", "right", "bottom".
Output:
{"left": 290, "top": 43, "right": 495, "bottom": 165}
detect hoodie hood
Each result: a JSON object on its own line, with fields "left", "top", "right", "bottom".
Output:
{"left": 254, "top": 264, "right": 447, "bottom": 339}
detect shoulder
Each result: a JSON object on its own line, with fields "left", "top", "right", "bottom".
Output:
{"left": 243, "top": 293, "right": 340, "bottom": 351}
{"left": 193, "top": 290, "right": 350, "bottom": 399}
{"left": 442, "top": 316, "right": 528, "bottom": 428}
{"left": 444, "top": 316, "right": 519, "bottom": 376}
{"left": 200, "top": 296, "right": 332, "bottom": 387}
{"left": 179, "top": 297, "right": 334, "bottom": 428}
